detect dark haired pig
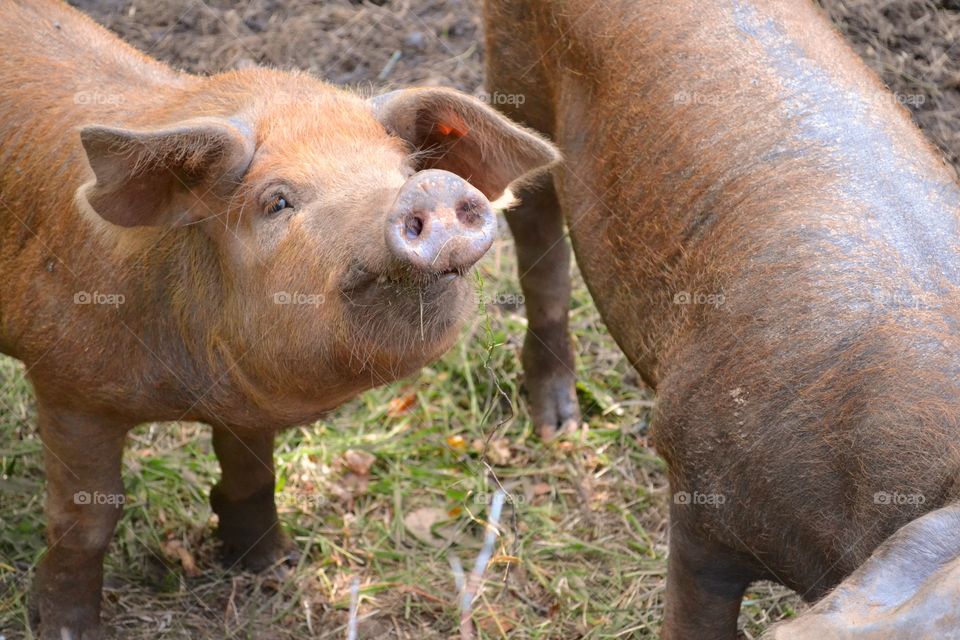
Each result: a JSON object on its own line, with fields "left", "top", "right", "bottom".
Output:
{"left": 485, "top": 0, "right": 960, "bottom": 637}
{"left": 0, "top": 0, "right": 557, "bottom": 637}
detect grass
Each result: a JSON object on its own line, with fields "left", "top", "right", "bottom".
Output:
{"left": 0, "top": 224, "right": 799, "bottom": 639}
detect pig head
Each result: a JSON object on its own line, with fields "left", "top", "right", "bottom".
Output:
{"left": 66, "top": 83, "right": 556, "bottom": 426}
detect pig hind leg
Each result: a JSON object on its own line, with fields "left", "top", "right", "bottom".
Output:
{"left": 210, "top": 427, "right": 295, "bottom": 571}
{"left": 485, "top": 12, "right": 580, "bottom": 439}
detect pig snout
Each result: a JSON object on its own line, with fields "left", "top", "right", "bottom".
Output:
{"left": 385, "top": 169, "right": 496, "bottom": 275}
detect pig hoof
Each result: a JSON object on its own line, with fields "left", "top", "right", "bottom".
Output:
{"left": 537, "top": 417, "right": 581, "bottom": 441}
{"left": 31, "top": 590, "right": 104, "bottom": 640}
{"left": 36, "top": 622, "right": 104, "bottom": 640}
{"left": 520, "top": 325, "right": 580, "bottom": 440}
{"left": 211, "top": 484, "right": 298, "bottom": 572}
{"left": 528, "top": 376, "right": 581, "bottom": 440}
{"left": 219, "top": 528, "right": 299, "bottom": 573}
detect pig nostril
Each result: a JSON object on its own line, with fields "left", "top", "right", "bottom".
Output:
{"left": 456, "top": 198, "right": 485, "bottom": 226}
{"left": 405, "top": 214, "right": 424, "bottom": 240}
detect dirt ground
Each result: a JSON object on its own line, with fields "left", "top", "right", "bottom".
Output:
{"left": 66, "top": 0, "right": 960, "bottom": 174}
{"left": 68, "top": 0, "right": 486, "bottom": 93}
{"left": 1, "top": 0, "right": 959, "bottom": 639}
{"left": 818, "top": 0, "right": 960, "bottom": 170}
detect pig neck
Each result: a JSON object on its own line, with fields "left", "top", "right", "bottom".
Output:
{"left": 535, "top": 0, "right": 960, "bottom": 385}
{"left": 129, "top": 227, "right": 230, "bottom": 380}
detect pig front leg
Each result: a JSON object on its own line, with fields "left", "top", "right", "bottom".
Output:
{"left": 32, "top": 404, "right": 128, "bottom": 640}
{"left": 210, "top": 427, "right": 295, "bottom": 571}
{"left": 506, "top": 178, "right": 581, "bottom": 439}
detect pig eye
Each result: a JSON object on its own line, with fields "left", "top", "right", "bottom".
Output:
{"left": 265, "top": 194, "right": 291, "bottom": 215}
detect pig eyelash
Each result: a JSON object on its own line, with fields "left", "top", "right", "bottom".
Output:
{"left": 265, "top": 193, "right": 293, "bottom": 216}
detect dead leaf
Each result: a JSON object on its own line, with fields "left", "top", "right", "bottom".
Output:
{"left": 342, "top": 449, "right": 376, "bottom": 476}
{"left": 474, "top": 602, "right": 519, "bottom": 634}
{"left": 162, "top": 539, "right": 199, "bottom": 577}
{"left": 487, "top": 438, "right": 512, "bottom": 465}
{"left": 446, "top": 434, "right": 467, "bottom": 452}
{"left": 386, "top": 392, "right": 418, "bottom": 417}
{"left": 490, "top": 440, "right": 512, "bottom": 465}
{"left": 470, "top": 437, "right": 512, "bottom": 465}
{"left": 404, "top": 507, "right": 460, "bottom": 547}
{"left": 532, "top": 483, "right": 552, "bottom": 496}
{"left": 330, "top": 472, "right": 369, "bottom": 503}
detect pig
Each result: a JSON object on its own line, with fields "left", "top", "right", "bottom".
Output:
{"left": 484, "top": 0, "right": 960, "bottom": 638}
{"left": 0, "top": 0, "right": 558, "bottom": 637}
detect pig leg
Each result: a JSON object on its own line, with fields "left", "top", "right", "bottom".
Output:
{"left": 484, "top": 19, "right": 578, "bottom": 440}
{"left": 210, "top": 426, "right": 294, "bottom": 571}
{"left": 661, "top": 507, "right": 760, "bottom": 640}
{"left": 506, "top": 178, "right": 581, "bottom": 439}
{"left": 32, "top": 405, "right": 128, "bottom": 640}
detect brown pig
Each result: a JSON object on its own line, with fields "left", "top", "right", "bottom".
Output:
{"left": 485, "top": 0, "right": 960, "bottom": 638}
{"left": 0, "top": 0, "right": 557, "bottom": 637}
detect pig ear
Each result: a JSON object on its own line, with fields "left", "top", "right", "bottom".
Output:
{"left": 370, "top": 88, "right": 560, "bottom": 200}
{"left": 77, "top": 118, "right": 255, "bottom": 227}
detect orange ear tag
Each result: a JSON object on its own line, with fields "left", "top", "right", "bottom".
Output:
{"left": 437, "top": 123, "right": 468, "bottom": 138}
